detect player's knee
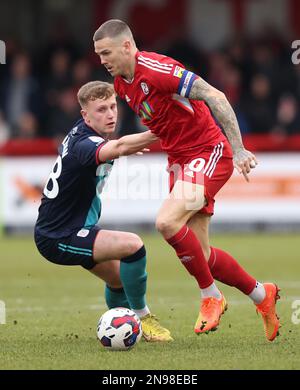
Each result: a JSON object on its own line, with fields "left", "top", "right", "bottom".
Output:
{"left": 126, "top": 233, "right": 144, "bottom": 256}
{"left": 156, "top": 217, "right": 177, "bottom": 237}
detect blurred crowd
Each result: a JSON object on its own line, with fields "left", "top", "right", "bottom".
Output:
{"left": 0, "top": 30, "right": 300, "bottom": 144}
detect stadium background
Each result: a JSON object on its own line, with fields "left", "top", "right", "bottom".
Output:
{"left": 0, "top": 0, "right": 300, "bottom": 370}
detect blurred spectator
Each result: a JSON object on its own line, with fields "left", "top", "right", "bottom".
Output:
{"left": 1, "top": 28, "right": 299, "bottom": 141}
{"left": 44, "top": 50, "right": 72, "bottom": 109}
{"left": 41, "top": 17, "right": 80, "bottom": 65}
{"left": 15, "top": 112, "right": 38, "bottom": 139}
{"left": 0, "top": 111, "right": 9, "bottom": 145}
{"left": 0, "top": 53, "right": 42, "bottom": 136}
{"left": 293, "top": 64, "right": 300, "bottom": 100}
{"left": 251, "top": 42, "right": 276, "bottom": 81}
{"left": 226, "top": 36, "right": 253, "bottom": 91}
{"left": 207, "top": 52, "right": 230, "bottom": 91}
{"left": 0, "top": 38, "right": 19, "bottom": 83}
{"left": 272, "top": 94, "right": 300, "bottom": 136}
{"left": 165, "top": 34, "right": 206, "bottom": 76}
{"left": 227, "top": 37, "right": 249, "bottom": 69}
{"left": 46, "top": 88, "right": 80, "bottom": 140}
{"left": 239, "top": 74, "right": 276, "bottom": 134}
{"left": 72, "top": 59, "right": 93, "bottom": 91}
{"left": 250, "top": 36, "right": 298, "bottom": 102}
{"left": 220, "top": 64, "right": 242, "bottom": 106}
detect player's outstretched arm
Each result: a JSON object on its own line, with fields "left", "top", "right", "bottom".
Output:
{"left": 188, "top": 77, "right": 258, "bottom": 181}
{"left": 98, "top": 130, "right": 158, "bottom": 162}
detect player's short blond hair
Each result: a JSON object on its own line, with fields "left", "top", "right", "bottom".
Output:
{"left": 93, "top": 19, "right": 134, "bottom": 42}
{"left": 77, "top": 81, "right": 115, "bottom": 108}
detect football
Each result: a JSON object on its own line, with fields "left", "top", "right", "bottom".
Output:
{"left": 97, "top": 307, "right": 142, "bottom": 351}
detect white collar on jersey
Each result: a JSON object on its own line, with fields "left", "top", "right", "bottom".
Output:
{"left": 122, "top": 76, "right": 135, "bottom": 84}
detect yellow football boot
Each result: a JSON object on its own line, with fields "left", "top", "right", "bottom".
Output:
{"left": 141, "top": 314, "right": 173, "bottom": 342}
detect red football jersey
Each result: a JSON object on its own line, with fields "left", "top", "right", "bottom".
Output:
{"left": 114, "top": 50, "right": 230, "bottom": 158}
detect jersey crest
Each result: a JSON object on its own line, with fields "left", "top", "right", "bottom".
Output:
{"left": 141, "top": 82, "right": 149, "bottom": 95}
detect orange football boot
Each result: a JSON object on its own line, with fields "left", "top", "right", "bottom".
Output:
{"left": 194, "top": 293, "right": 227, "bottom": 334}
{"left": 255, "top": 283, "right": 281, "bottom": 342}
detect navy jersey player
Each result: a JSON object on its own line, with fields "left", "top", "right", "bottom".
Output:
{"left": 34, "top": 81, "right": 172, "bottom": 342}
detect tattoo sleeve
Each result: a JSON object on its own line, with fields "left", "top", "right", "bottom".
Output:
{"left": 188, "top": 77, "right": 244, "bottom": 153}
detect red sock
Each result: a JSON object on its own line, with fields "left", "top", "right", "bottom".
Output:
{"left": 166, "top": 226, "right": 214, "bottom": 289}
{"left": 208, "top": 247, "right": 256, "bottom": 295}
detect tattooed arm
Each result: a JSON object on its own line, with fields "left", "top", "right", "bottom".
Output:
{"left": 188, "top": 77, "right": 258, "bottom": 181}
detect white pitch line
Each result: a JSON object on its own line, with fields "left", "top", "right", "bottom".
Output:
{"left": 6, "top": 304, "right": 106, "bottom": 313}
{"left": 275, "top": 281, "right": 300, "bottom": 288}
{"left": 5, "top": 295, "right": 299, "bottom": 313}
{"left": 155, "top": 295, "right": 300, "bottom": 306}
{"left": 160, "top": 280, "right": 300, "bottom": 289}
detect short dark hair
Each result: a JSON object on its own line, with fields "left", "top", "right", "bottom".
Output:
{"left": 77, "top": 81, "right": 115, "bottom": 108}
{"left": 93, "top": 19, "right": 133, "bottom": 42}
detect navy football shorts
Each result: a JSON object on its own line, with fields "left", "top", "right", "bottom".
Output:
{"left": 34, "top": 226, "right": 100, "bottom": 270}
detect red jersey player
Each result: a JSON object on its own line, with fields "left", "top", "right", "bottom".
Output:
{"left": 93, "top": 20, "right": 281, "bottom": 341}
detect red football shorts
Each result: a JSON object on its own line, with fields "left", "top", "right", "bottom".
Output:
{"left": 167, "top": 140, "right": 234, "bottom": 215}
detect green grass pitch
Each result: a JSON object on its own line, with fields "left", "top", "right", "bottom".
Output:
{"left": 0, "top": 232, "right": 300, "bottom": 370}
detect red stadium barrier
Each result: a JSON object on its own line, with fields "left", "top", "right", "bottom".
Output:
{"left": 0, "top": 134, "right": 300, "bottom": 156}
{"left": 0, "top": 139, "right": 58, "bottom": 156}
{"left": 242, "top": 134, "right": 300, "bottom": 152}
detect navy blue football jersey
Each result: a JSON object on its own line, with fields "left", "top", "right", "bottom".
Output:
{"left": 35, "top": 119, "right": 114, "bottom": 238}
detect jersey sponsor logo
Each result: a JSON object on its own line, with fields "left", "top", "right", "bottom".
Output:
{"left": 125, "top": 95, "right": 131, "bottom": 103}
{"left": 77, "top": 229, "right": 90, "bottom": 238}
{"left": 141, "top": 82, "right": 149, "bottom": 95}
{"left": 173, "top": 65, "right": 185, "bottom": 79}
